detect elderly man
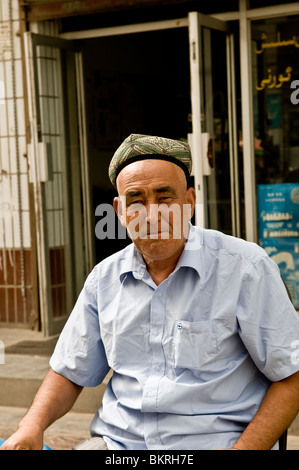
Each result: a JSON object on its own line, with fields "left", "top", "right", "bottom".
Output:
{"left": 2, "top": 134, "right": 299, "bottom": 451}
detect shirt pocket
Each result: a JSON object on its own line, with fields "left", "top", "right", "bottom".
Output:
{"left": 173, "top": 320, "right": 218, "bottom": 370}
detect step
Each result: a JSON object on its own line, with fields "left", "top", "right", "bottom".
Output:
{"left": 0, "top": 328, "right": 109, "bottom": 414}
{"left": 0, "top": 354, "right": 109, "bottom": 414}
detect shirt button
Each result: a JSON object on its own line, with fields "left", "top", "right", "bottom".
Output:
{"left": 153, "top": 329, "right": 159, "bottom": 336}
{"left": 155, "top": 365, "right": 161, "bottom": 372}
{"left": 149, "top": 438, "right": 156, "bottom": 444}
{"left": 157, "top": 292, "right": 162, "bottom": 297}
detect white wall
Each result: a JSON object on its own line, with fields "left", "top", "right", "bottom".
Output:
{"left": 0, "top": 0, "right": 30, "bottom": 250}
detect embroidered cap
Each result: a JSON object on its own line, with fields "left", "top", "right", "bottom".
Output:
{"left": 108, "top": 134, "right": 192, "bottom": 186}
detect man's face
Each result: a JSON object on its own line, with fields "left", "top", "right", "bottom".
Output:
{"left": 113, "top": 159, "right": 196, "bottom": 263}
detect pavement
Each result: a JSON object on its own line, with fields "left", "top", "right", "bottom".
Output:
{"left": 0, "top": 327, "right": 107, "bottom": 450}
{"left": 0, "top": 405, "right": 94, "bottom": 450}
{"left": 1, "top": 327, "right": 299, "bottom": 450}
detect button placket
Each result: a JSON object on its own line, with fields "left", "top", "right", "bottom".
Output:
{"left": 141, "top": 287, "right": 166, "bottom": 415}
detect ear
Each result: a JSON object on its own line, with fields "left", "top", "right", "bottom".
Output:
{"left": 113, "top": 196, "right": 127, "bottom": 227}
{"left": 186, "top": 187, "right": 196, "bottom": 219}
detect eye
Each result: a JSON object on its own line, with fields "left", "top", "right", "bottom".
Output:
{"left": 159, "top": 196, "right": 172, "bottom": 203}
{"left": 127, "top": 200, "right": 144, "bottom": 207}
{"left": 126, "top": 201, "right": 145, "bottom": 216}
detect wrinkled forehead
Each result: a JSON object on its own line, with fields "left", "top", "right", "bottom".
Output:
{"left": 116, "top": 158, "right": 187, "bottom": 194}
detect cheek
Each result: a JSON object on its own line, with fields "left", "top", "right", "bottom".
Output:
{"left": 126, "top": 205, "right": 146, "bottom": 223}
{"left": 125, "top": 206, "right": 148, "bottom": 239}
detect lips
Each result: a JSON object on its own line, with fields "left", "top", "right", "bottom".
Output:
{"left": 140, "top": 225, "right": 172, "bottom": 239}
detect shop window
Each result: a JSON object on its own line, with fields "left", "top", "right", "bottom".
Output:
{"left": 252, "top": 16, "right": 299, "bottom": 184}
{"left": 252, "top": 16, "right": 299, "bottom": 308}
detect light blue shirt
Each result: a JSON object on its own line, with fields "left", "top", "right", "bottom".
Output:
{"left": 50, "top": 224, "right": 299, "bottom": 450}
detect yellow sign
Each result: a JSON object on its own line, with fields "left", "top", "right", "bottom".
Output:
{"left": 256, "top": 66, "right": 292, "bottom": 91}
{"left": 256, "top": 32, "right": 299, "bottom": 54}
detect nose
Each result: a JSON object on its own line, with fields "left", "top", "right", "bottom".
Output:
{"left": 145, "top": 202, "right": 153, "bottom": 224}
{"left": 145, "top": 201, "right": 162, "bottom": 226}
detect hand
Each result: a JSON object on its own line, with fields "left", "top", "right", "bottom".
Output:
{"left": 0, "top": 425, "right": 44, "bottom": 450}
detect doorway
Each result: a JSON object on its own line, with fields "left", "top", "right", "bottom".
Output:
{"left": 24, "top": 33, "right": 86, "bottom": 335}
{"left": 25, "top": 14, "right": 240, "bottom": 334}
{"left": 81, "top": 28, "right": 192, "bottom": 264}
{"left": 81, "top": 17, "right": 240, "bottom": 265}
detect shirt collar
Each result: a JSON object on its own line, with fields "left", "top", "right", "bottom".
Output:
{"left": 175, "top": 223, "right": 202, "bottom": 277}
{"left": 119, "top": 243, "right": 146, "bottom": 282}
{"left": 119, "top": 223, "right": 203, "bottom": 282}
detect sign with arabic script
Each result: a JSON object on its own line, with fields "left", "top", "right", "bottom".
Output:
{"left": 258, "top": 184, "right": 299, "bottom": 308}
{"left": 255, "top": 31, "right": 299, "bottom": 91}
{"left": 256, "top": 66, "right": 292, "bottom": 91}
{"left": 256, "top": 32, "right": 299, "bottom": 54}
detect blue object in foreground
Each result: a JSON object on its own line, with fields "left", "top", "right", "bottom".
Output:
{"left": 0, "top": 439, "right": 51, "bottom": 450}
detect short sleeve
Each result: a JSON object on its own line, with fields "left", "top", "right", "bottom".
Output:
{"left": 237, "top": 254, "right": 299, "bottom": 382}
{"left": 50, "top": 266, "right": 110, "bottom": 387}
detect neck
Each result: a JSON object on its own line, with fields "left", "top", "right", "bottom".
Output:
{"left": 143, "top": 247, "right": 184, "bottom": 286}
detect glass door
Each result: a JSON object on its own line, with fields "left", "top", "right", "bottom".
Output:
{"left": 252, "top": 16, "right": 299, "bottom": 308}
{"left": 188, "top": 12, "right": 240, "bottom": 237}
{"left": 24, "top": 33, "right": 87, "bottom": 335}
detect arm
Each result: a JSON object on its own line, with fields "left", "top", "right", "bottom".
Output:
{"left": 0, "top": 368, "right": 83, "bottom": 450}
{"left": 231, "top": 371, "right": 299, "bottom": 450}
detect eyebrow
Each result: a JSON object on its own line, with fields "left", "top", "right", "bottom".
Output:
{"left": 125, "top": 190, "right": 144, "bottom": 199}
{"left": 154, "top": 186, "right": 177, "bottom": 196}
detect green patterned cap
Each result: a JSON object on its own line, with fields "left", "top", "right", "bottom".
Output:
{"left": 109, "top": 134, "right": 192, "bottom": 186}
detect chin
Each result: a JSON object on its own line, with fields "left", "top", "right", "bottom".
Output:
{"left": 135, "top": 238, "right": 184, "bottom": 259}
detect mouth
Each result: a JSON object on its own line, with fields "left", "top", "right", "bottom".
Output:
{"left": 139, "top": 230, "right": 171, "bottom": 240}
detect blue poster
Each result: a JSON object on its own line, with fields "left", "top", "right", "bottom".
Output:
{"left": 258, "top": 184, "right": 299, "bottom": 308}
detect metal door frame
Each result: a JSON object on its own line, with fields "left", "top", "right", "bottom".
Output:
{"left": 59, "top": 1, "right": 299, "bottom": 244}
{"left": 24, "top": 32, "right": 91, "bottom": 335}
{"left": 188, "top": 12, "right": 240, "bottom": 236}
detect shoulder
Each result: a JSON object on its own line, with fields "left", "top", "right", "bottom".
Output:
{"left": 199, "top": 227, "right": 284, "bottom": 288}
{"left": 200, "top": 227, "right": 268, "bottom": 265}
{"left": 85, "top": 242, "right": 134, "bottom": 290}
{"left": 193, "top": 226, "right": 279, "bottom": 281}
